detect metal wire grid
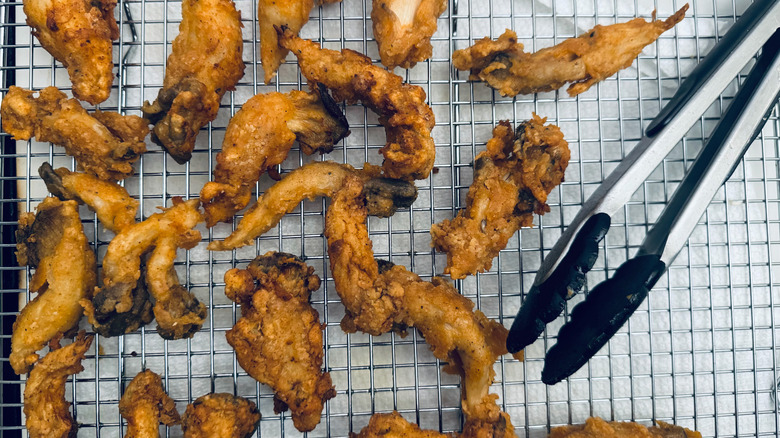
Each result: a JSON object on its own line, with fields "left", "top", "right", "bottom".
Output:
{"left": 1, "top": 0, "right": 779, "bottom": 436}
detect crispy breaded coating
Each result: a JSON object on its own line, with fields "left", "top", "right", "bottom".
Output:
{"left": 225, "top": 252, "right": 335, "bottom": 432}
{"left": 258, "top": 0, "right": 310, "bottom": 83}
{"left": 200, "top": 85, "right": 349, "bottom": 226}
{"left": 372, "top": 0, "right": 448, "bottom": 69}
{"left": 207, "top": 161, "right": 416, "bottom": 251}
{"left": 23, "top": 333, "right": 93, "bottom": 438}
{"left": 430, "top": 115, "right": 569, "bottom": 279}
{"left": 40, "top": 163, "right": 138, "bottom": 233}
{"left": 259, "top": 0, "right": 343, "bottom": 83}
{"left": 119, "top": 370, "right": 181, "bottom": 438}
{"left": 181, "top": 393, "right": 261, "bottom": 438}
{"left": 257, "top": 0, "right": 344, "bottom": 82}
{"left": 142, "top": 0, "right": 245, "bottom": 164}
{"left": 36, "top": 165, "right": 157, "bottom": 336}
{"left": 86, "top": 198, "right": 205, "bottom": 338}
{"left": 278, "top": 28, "right": 436, "bottom": 181}
{"left": 1, "top": 86, "right": 148, "bottom": 181}
{"left": 326, "top": 174, "right": 520, "bottom": 437}
{"left": 352, "top": 411, "right": 451, "bottom": 437}
{"left": 145, "top": 231, "right": 206, "bottom": 339}
{"left": 12, "top": 197, "right": 96, "bottom": 375}
{"left": 548, "top": 417, "right": 702, "bottom": 438}
{"left": 22, "top": 0, "right": 118, "bottom": 103}
{"left": 452, "top": 6, "right": 688, "bottom": 97}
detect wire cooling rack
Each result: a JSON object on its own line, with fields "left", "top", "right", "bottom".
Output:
{"left": 2, "top": 0, "right": 780, "bottom": 436}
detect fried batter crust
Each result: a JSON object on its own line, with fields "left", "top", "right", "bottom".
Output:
{"left": 120, "top": 370, "right": 181, "bottom": 438}
{"left": 207, "top": 161, "right": 416, "bottom": 251}
{"left": 181, "top": 393, "right": 261, "bottom": 438}
{"left": 145, "top": 232, "right": 207, "bottom": 339}
{"left": 88, "top": 198, "right": 205, "bottom": 338}
{"left": 23, "top": 333, "right": 93, "bottom": 438}
{"left": 430, "top": 115, "right": 569, "bottom": 279}
{"left": 12, "top": 197, "right": 96, "bottom": 375}
{"left": 208, "top": 161, "right": 350, "bottom": 251}
{"left": 372, "top": 0, "right": 448, "bottom": 69}
{"left": 278, "top": 28, "right": 435, "bottom": 180}
{"left": 36, "top": 165, "right": 158, "bottom": 336}
{"left": 142, "top": 0, "right": 244, "bottom": 164}
{"left": 23, "top": 0, "right": 118, "bottom": 103}
{"left": 1, "top": 86, "right": 148, "bottom": 181}
{"left": 326, "top": 174, "right": 521, "bottom": 437}
{"left": 352, "top": 411, "right": 451, "bottom": 437}
{"left": 452, "top": 6, "right": 688, "bottom": 97}
{"left": 225, "top": 252, "right": 335, "bottom": 432}
{"left": 548, "top": 417, "right": 702, "bottom": 438}
{"left": 200, "top": 87, "right": 349, "bottom": 226}
{"left": 40, "top": 163, "right": 138, "bottom": 233}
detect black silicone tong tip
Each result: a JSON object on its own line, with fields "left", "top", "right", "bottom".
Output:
{"left": 541, "top": 254, "right": 667, "bottom": 385}
{"left": 506, "top": 213, "right": 611, "bottom": 353}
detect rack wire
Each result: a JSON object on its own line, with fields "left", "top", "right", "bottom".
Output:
{"left": 1, "top": 0, "right": 779, "bottom": 436}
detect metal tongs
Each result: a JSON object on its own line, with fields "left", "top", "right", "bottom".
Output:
{"left": 506, "top": 0, "right": 780, "bottom": 385}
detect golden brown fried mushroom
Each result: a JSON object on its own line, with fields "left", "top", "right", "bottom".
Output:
{"left": 181, "top": 393, "right": 261, "bottom": 438}
{"left": 88, "top": 198, "right": 205, "bottom": 338}
{"left": 372, "top": 0, "right": 448, "bottom": 69}
{"left": 200, "top": 85, "right": 349, "bottom": 226}
{"left": 278, "top": 28, "right": 436, "bottom": 181}
{"left": 11, "top": 197, "right": 96, "bottom": 375}
{"left": 119, "top": 370, "right": 181, "bottom": 438}
{"left": 258, "top": 0, "right": 344, "bottom": 83}
{"left": 23, "top": 333, "right": 93, "bottom": 438}
{"left": 40, "top": 163, "right": 138, "bottom": 233}
{"left": 452, "top": 6, "right": 688, "bottom": 97}
{"left": 430, "top": 115, "right": 569, "bottom": 279}
{"left": 22, "top": 0, "right": 118, "bottom": 103}
{"left": 142, "top": 0, "right": 245, "bottom": 164}
{"left": 352, "top": 411, "right": 451, "bottom": 437}
{"left": 1, "top": 86, "right": 148, "bottom": 181}
{"left": 207, "top": 161, "right": 416, "bottom": 251}
{"left": 144, "top": 231, "right": 206, "bottom": 340}
{"left": 258, "top": 0, "right": 310, "bottom": 83}
{"left": 548, "top": 417, "right": 702, "bottom": 438}
{"left": 225, "top": 252, "right": 335, "bottom": 432}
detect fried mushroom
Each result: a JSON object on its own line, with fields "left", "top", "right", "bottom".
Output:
{"left": 452, "top": 6, "right": 688, "bottom": 97}
{"left": 39, "top": 163, "right": 138, "bottom": 233}
{"left": 142, "top": 0, "right": 245, "bottom": 163}
{"left": 11, "top": 197, "right": 96, "bottom": 375}
{"left": 181, "top": 393, "right": 261, "bottom": 438}
{"left": 430, "top": 115, "right": 570, "bottom": 279}
{"left": 548, "top": 417, "right": 702, "bottom": 438}
{"left": 88, "top": 198, "right": 206, "bottom": 338}
{"left": 207, "top": 161, "right": 417, "bottom": 252}
{"left": 22, "top": 0, "right": 118, "bottom": 103}
{"left": 352, "top": 411, "right": 451, "bottom": 437}
{"left": 199, "top": 85, "right": 349, "bottom": 226}
{"left": 225, "top": 252, "right": 335, "bottom": 432}
{"left": 278, "top": 28, "right": 436, "bottom": 181}
{"left": 119, "top": 370, "right": 181, "bottom": 438}
{"left": 372, "top": 0, "right": 448, "bottom": 69}
{"left": 1, "top": 86, "right": 148, "bottom": 181}
{"left": 23, "top": 332, "right": 93, "bottom": 438}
